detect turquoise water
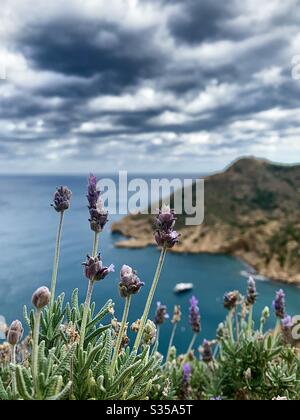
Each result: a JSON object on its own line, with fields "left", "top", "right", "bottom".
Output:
{"left": 1, "top": 175, "right": 300, "bottom": 355}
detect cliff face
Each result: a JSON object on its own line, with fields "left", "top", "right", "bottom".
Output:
{"left": 111, "top": 158, "right": 300, "bottom": 284}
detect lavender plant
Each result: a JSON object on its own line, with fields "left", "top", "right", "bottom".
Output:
{"left": 2, "top": 176, "right": 300, "bottom": 401}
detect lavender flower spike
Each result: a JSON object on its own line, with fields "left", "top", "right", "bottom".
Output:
{"left": 189, "top": 296, "right": 201, "bottom": 334}
{"left": 154, "top": 204, "right": 180, "bottom": 249}
{"left": 200, "top": 339, "right": 213, "bottom": 363}
{"left": 119, "top": 265, "right": 144, "bottom": 298}
{"left": 83, "top": 254, "right": 115, "bottom": 282}
{"left": 183, "top": 363, "right": 191, "bottom": 384}
{"left": 273, "top": 289, "right": 286, "bottom": 319}
{"left": 87, "top": 174, "right": 108, "bottom": 233}
{"left": 52, "top": 186, "right": 72, "bottom": 212}
{"left": 246, "top": 276, "right": 258, "bottom": 306}
{"left": 154, "top": 302, "right": 169, "bottom": 326}
{"left": 223, "top": 291, "right": 239, "bottom": 311}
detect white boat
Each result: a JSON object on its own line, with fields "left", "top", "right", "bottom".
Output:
{"left": 174, "top": 283, "right": 194, "bottom": 294}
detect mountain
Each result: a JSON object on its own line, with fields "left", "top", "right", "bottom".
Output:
{"left": 111, "top": 157, "right": 300, "bottom": 284}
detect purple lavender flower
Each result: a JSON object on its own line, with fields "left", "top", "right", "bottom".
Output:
{"left": 154, "top": 205, "right": 179, "bottom": 249}
{"left": 154, "top": 302, "right": 169, "bottom": 326}
{"left": 87, "top": 174, "right": 108, "bottom": 233}
{"left": 183, "top": 363, "right": 191, "bottom": 384}
{"left": 155, "top": 205, "right": 176, "bottom": 232}
{"left": 200, "top": 339, "right": 213, "bottom": 363}
{"left": 273, "top": 289, "right": 286, "bottom": 319}
{"left": 52, "top": 186, "right": 72, "bottom": 212}
{"left": 83, "top": 254, "right": 114, "bottom": 282}
{"left": 281, "top": 315, "right": 293, "bottom": 331}
{"left": 155, "top": 230, "right": 180, "bottom": 249}
{"left": 189, "top": 296, "right": 201, "bottom": 334}
{"left": 87, "top": 174, "right": 100, "bottom": 209}
{"left": 223, "top": 291, "right": 239, "bottom": 311}
{"left": 210, "top": 396, "right": 222, "bottom": 400}
{"left": 246, "top": 276, "right": 258, "bottom": 306}
{"left": 119, "top": 265, "right": 145, "bottom": 298}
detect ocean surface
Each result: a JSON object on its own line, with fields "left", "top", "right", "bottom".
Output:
{"left": 1, "top": 174, "right": 300, "bottom": 355}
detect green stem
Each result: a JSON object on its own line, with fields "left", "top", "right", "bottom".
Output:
{"left": 247, "top": 306, "right": 253, "bottom": 337}
{"left": 186, "top": 333, "right": 197, "bottom": 357}
{"left": 79, "top": 280, "right": 95, "bottom": 350}
{"left": 11, "top": 345, "right": 17, "bottom": 396}
{"left": 227, "top": 310, "right": 235, "bottom": 343}
{"left": 110, "top": 296, "right": 132, "bottom": 376}
{"left": 50, "top": 211, "right": 65, "bottom": 309}
{"left": 272, "top": 319, "right": 281, "bottom": 347}
{"left": 92, "top": 231, "right": 99, "bottom": 258}
{"left": 79, "top": 232, "right": 99, "bottom": 350}
{"left": 166, "top": 323, "right": 177, "bottom": 363}
{"left": 32, "top": 308, "right": 41, "bottom": 397}
{"left": 134, "top": 246, "right": 167, "bottom": 351}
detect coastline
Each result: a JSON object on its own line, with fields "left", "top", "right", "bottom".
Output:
{"left": 111, "top": 219, "right": 300, "bottom": 286}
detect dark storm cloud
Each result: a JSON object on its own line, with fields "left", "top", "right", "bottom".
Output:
{"left": 0, "top": 0, "right": 299, "bottom": 173}
{"left": 168, "top": 0, "right": 237, "bottom": 44}
{"left": 18, "top": 19, "right": 164, "bottom": 92}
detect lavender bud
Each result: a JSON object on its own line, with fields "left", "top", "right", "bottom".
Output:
{"left": 223, "top": 291, "right": 239, "bottom": 311}
{"left": 32, "top": 287, "right": 51, "bottom": 309}
{"left": 142, "top": 320, "right": 157, "bottom": 346}
{"left": 189, "top": 296, "right": 201, "bottom": 334}
{"left": 200, "top": 339, "right": 213, "bottom": 363}
{"left": 51, "top": 186, "right": 72, "bottom": 212}
{"left": 181, "top": 363, "right": 192, "bottom": 400}
{"left": 87, "top": 174, "right": 100, "bottom": 209}
{"left": 172, "top": 305, "right": 182, "bottom": 324}
{"left": 83, "top": 254, "right": 114, "bottom": 282}
{"left": 154, "top": 302, "right": 169, "bottom": 326}
{"left": 281, "top": 315, "right": 293, "bottom": 331}
{"left": 246, "top": 276, "right": 258, "bottom": 306}
{"left": 273, "top": 289, "right": 286, "bottom": 319}
{"left": 7, "top": 320, "right": 23, "bottom": 346}
{"left": 119, "top": 265, "right": 144, "bottom": 298}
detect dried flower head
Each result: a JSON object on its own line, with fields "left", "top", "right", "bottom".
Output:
{"left": 223, "top": 291, "right": 239, "bottom": 311}
{"left": 87, "top": 174, "right": 108, "bottom": 233}
{"left": 119, "top": 265, "right": 144, "bottom": 298}
{"left": 273, "top": 289, "right": 286, "bottom": 319}
{"left": 32, "top": 287, "right": 51, "bottom": 309}
{"left": 172, "top": 305, "right": 182, "bottom": 324}
{"left": 154, "top": 302, "right": 169, "bottom": 326}
{"left": 83, "top": 254, "right": 114, "bottom": 282}
{"left": 246, "top": 276, "right": 258, "bottom": 306}
{"left": 200, "top": 339, "right": 213, "bottom": 363}
{"left": 7, "top": 320, "right": 23, "bottom": 346}
{"left": 131, "top": 319, "right": 141, "bottom": 334}
{"left": 52, "top": 186, "right": 72, "bottom": 212}
{"left": 189, "top": 296, "right": 201, "bottom": 334}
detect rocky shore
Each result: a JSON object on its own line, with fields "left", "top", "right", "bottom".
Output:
{"left": 111, "top": 158, "right": 300, "bottom": 285}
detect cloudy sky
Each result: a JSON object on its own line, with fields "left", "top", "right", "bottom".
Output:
{"left": 1, "top": 0, "right": 300, "bottom": 174}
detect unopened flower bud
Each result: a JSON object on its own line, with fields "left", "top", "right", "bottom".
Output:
{"left": 32, "top": 287, "right": 51, "bottom": 309}
{"left": 119, "top": 265, "right": 144, "bottom": 298}
{"left": 200, "top": 339, "right": 213, "bottom": 363}
{"left": 189, "top": 296, "right": 201, "bottom": 334}
{"left": 273, "top": 289, "right": 286, "bottom": 319}
{"left": 142, "top": 320, "right": 157, "bottom": 346}
{"left": 172, "top": 305, "right": 182, "bottom": 324}
{"left": 7, "top": 320, "right": 23, "bottom": 346}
